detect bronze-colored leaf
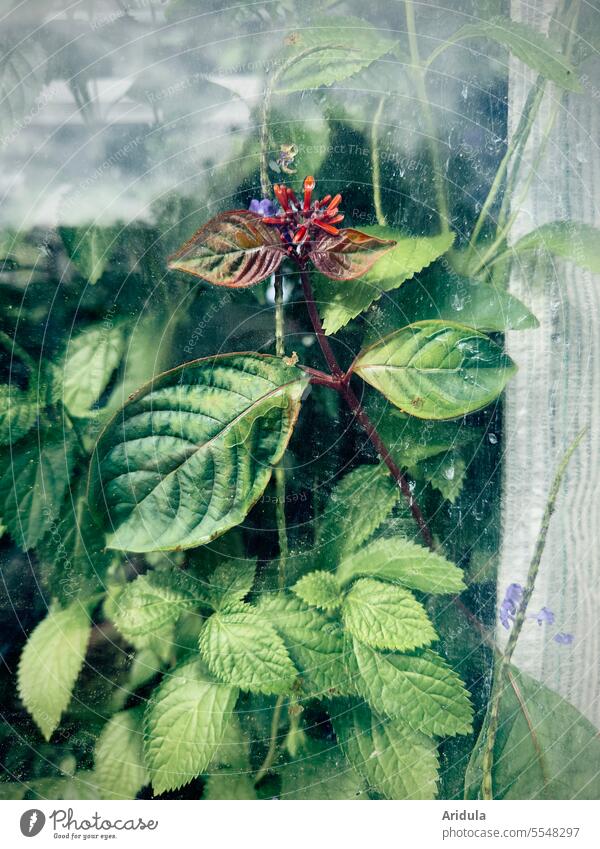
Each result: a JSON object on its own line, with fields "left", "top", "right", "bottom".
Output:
{"left": 309, "top": 228, "right": 395, "bottom": 280}
{"left": 168, "top": 211, "right": 286, "bottom": 287}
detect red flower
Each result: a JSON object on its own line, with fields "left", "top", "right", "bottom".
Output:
{"left": 262, "top": 176, "right": 345, "bottom": 256}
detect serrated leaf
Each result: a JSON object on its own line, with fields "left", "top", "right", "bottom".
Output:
{"left": 59, "top": 226, "right": 118, "bottom": 285}
{"left": 258, "top": 593, "right": 353, "bottom": 697}
{"left": 144, "top": 659, "right": 238, "bottom": 794}
{"left": 333, "top": 701, "right": 439, "bottom": 799}
{"left": 204, "top": 772, "right": 257, "bottom": 800}
{"left": 278, "top": 16, "right": 396, "bottom": 92}
{"left": 337, "top": 537, "right": 466, "bottom": 594}
{"left": 353, "top": 641, "right": 473, "bottom": 737}
{"left": 293, "top": 570, "right": 342, "bottom": 611}
{"left": 314, "top": 229, "right": 454, "bottom": 334}
{"left": 280, "top": 742, "right": 366, "bottom": 799}
{"left": 18, "top": 601, "right": 92, "bottom": 740}
{"left": 62, "top": 323, "right": 127, "bottom": 417}
{"left": 0, "top": 384, "right": 37, "bottom": 446}
{"left": 90, "top": 353, "right": 308, "bottom": 552}
{"left": 168, "top": 211, "right": 285, "bottom": 287}
{"left": 310, "top": 228, "right": 396, "bottom": 281}
{"left": 111, "top": 572, "right": 200, "bottom": 639}
{"left": 0, "top": 430, "right": 76, "bottom": 549}
{"left": 353, "top": 320, "right": 516, "bottom": 420}
{"left": 432, "top": 17, "right": 580, "bottom": 91}
{"left": 199, "top": 603, "right": 296, "bottom": 695}
{"left": 317, "top": 463, "right": 399, "bottom": 565}
{"left": 342, "top": 578, "right": 437, "bottom": 651}
{"left": 465, "top": 667, "right": 600, "bottom": 800}
{"left": 408, "top": 452, "right": 468, "bottom": 503}
{"left": 207, "top": 559, "right": 256, "bottom": 610}
{"left": 95, "top": 708, "right": 148, "bottom": 800}
{"left": 508, "top": 221, "right": 600, "bottom": 274}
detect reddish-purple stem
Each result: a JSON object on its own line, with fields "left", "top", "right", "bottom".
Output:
{"left": 299, "top": 266, "right": 434, "bottom": 550}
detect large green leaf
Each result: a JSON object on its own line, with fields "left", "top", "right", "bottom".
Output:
{"left": 508, "top": 221, "right": 600, "bottom": 274}
{"left": 333, "top": 702, "right": 439, "bottom": 799}
{"left": 314, "top": 229, "right": 454, "bottom": 334}
{"left": 168, "top": 211, "right": 285, "bottom": 287}
{"left": 352, "top": 320, "right": 516, "bottom": 420}
{"left": 62, "top": 323, "right": 127, "bottom": 417}
{"left": 259, "top": 593, "right": 353, "bottom": 697}
{"left": 95, "top": 708, "right": 148, "bottom": 800}
{"left": 317, "top": 463, "right": 399, "bottom": 566}
{"left": 18, "top": 601, "right": 92, "bottom": 740}
{"left": 280, "top": 742, "right": 366, "bottom": 799}
{"left": 89, "top": 354, "right": 307, "bottom": 552}
{"left": 0, "top": 385, "right": 37, "bottom": 446}
{"left": 342, "top": 578, "right": 436, "bottom": 651}
{"left": 199, "top": 603, "right": 297, "bottom": 695}
{"left": 278, "top": 16, "right": 396, "bottom": 92}
{"left": 0, "top": 430, "right": 76, "bottom": 549}
{"left": 337, "top": 537, "right": 466, "bottom": 595}
{"left": 353, "top": 640, "right": 473, "bottom": 737}
{"left": 465, "top": 667, "right": 600, "bottom": 800}
{"left": 206, "top": 559, "right": 256, "bottom": 611}
{"left": 144, "top": 658, "right": 238, "bottom": 794}
{"left": 427, "top": 17, "right": 580, "bottom": 91}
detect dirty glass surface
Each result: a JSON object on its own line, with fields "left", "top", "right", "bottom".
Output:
{"left": 0, "top": 0, "right": 599, "bottom": 804}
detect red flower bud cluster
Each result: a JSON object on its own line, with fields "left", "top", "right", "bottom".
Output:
{"left": 262, "top": 176, "right": 345, "bottom": 256}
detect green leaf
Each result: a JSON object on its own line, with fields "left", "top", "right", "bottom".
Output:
{"left": 59, "top": 226, "right": 118, "bottom": 285}
{"left": 353, "top": 320, "right": 517, "bottom": 420}
{"left": 37, "top": 496, "right": 112, "bottom": 603}
{"left": 90, "top": 353, "right": 308, "bottom": 552}
{"left": 258, "top": 593, "right": 352, "bottom": 697}
{"left": 465, "top": 667, "right": 600, "bottom": 800}
{"left": 278, "top": 16, "right": 396, "bottom": 92}
{"left": 333, "top": 702, "right": 439, "bottom": 799}
{"left": 204, "top": 773, "right": 257, "bottom": 800}
{"left": 392, "top": 273, "right": 539, "bottom": 333}
{"left": 280, "top": 742, "right": 366, "bottom": 800}
{"left": 0, "top": 430, "right": 76, "bottom": 550}
{"left": 342, "top": 578, "right": 437, "bottom": 651}
{"left": 314, "top": 229, "right": 454, "bottom": 334}
{"left": 168, "top": 211, "right": 285, "bottom": 287}
{"left": 430, "top": 17, "right": 580, "bottom": 92}
{"left": 207, "top": 559, "right": 256, "bottom": 611}
{"left": 337, "top": 537, "right": 466, "bottom": 594}
{"left": 293, "top": 570, "right": 342, "bottom": 611}
{"left": 0, "top": 384, "right": 37, "bottom": 446}
{"left": 95, "top": 708, "right": 148, "bottom": 800}
{"left": 144, "top": 658, "right": 238, "bottom": 794}
{"left": 508, "top": 221, "right": 600, "bottom": 274}
{"left": 407, "top": 452, "right": 468, "bottom": 503}
{"left": 111, "top": 571, "right": 200, "bottom": 640}
{"left": 317, "top": 463, "right": 399, "bottom": 565}
{"left": 199, "top": 603, "right": 297, "bottom": 695}
{"left": 310, "top": 228, "right": 396, "bottom": 282}
{"left": 18, "top": 601, "right": 92, "bottom": 740}
{"left": 62, "top": 323, "right": 127, "bottom": 417}
{"left": 353, "top": 641, "right": 473, "bottom": 737}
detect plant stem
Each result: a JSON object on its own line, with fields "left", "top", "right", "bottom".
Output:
{"left": 273, "top": 270, "right": 285, "bottom": 358}
{"left": 405, "top": 0, "right": 450, "bottom": 233}
{"left": 371, "top": 95, "right": 388, "bottom": 227}
{"left": 299, "top": 266, "right": 433, "bottom": 548}
{"left": 480, "top": 429, "right": 585, "bottom": 800}
{"left": 274, "top": 466, "right": 288, "bottom": 589}
{"left": 254, "top": 694, "right": 285, "bottom": 784}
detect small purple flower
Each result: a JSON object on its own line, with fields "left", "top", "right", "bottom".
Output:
{"left": 554, "top": 632, "right": 574, "bottom": 645}
{"left": 530, "top": 606, "right": 555, "bottom": 626}
{"left": 249, "top": 198, "right": 278, "bottom": 217}
{"left": 499, "top": 582, "right": 523, "bottom": 629}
